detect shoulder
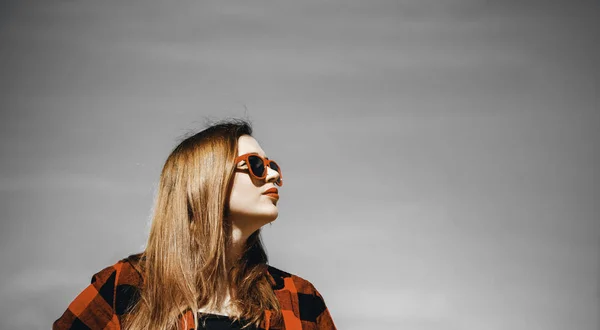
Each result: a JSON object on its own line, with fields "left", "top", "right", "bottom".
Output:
{"left": 52, "top": 253, "right": 146, "bottom": 329}
{"left": 88, "top": 253, "right": 145, "bottom": 315}
{"left": 92, "top": 253, "right": 144, "bottom": 287}
{"left": 266, "top": 265, "right": 329, "bottom": 324}
{"left": 265, "top": 264, "right": 319, "bottom": 295}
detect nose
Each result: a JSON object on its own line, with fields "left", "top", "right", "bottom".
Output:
{"left": 265, "top": 166, "right": 281, "bottom": 186}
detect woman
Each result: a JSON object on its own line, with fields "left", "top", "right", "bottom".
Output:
{"left": 53, "top": 119, "right": 337, "bottom": 330}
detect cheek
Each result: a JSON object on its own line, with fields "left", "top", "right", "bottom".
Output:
{"left": 229, "top": 174, "right": 260, "bottom": 207}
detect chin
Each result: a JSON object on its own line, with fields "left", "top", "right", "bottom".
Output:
{"left": 239, "top": 207, "right": 278, "bottom": 223}
{"left": 260, "top": 209, "right": 279, "bottom": 223}
{"left": 263, "top": 210, "right": 278, "bottom": 221}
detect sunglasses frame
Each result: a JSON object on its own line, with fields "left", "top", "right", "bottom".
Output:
{"left": 234, "top": 153, "right": 283, "bottom": 186}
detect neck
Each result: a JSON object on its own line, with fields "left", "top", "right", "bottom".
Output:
{"left": 226, "top": 240, "right": 245, "bottom": 270}
{"left": 225, "top": 218, "right": 253, "bottom": 270}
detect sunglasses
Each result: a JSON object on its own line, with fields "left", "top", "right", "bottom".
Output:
{"left": 234, "top": 153, "right": 283, "bottom": 186}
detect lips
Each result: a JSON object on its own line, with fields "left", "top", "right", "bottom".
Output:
{"left": 263, "top": 187, "right": 279, "bottom": 200}
{"left": 263, "top": 188, "right": 278, "bottom": 195}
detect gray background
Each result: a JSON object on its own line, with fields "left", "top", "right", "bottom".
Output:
{"left": 1, "top": 1, "right": 599, "bottom": 329}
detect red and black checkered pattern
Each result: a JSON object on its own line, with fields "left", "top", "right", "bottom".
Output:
{"left": 53, "top": 254, "right": 337, "bottom": 330}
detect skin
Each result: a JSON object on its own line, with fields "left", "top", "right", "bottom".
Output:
{"left": 227, "top": 134, "right": 281, "bottom": 264}
{"left": 201, "top": 135, "right": 280, "bottom": 316}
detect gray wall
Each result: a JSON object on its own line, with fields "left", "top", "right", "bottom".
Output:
{"left": 1, "top": 1, "right": 598, "bottom": 329}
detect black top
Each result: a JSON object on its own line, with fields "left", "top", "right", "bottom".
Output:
{"left": 197, "top": 313, "right": 258, "bottom": 330}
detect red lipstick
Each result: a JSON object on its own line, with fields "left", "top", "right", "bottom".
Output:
{"left": 263, "top": 187, "right": 279, "bottom": 200}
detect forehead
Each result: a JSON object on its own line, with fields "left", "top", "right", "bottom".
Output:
{"left": 237, "top": 135, "right": 266, "bottom": 157}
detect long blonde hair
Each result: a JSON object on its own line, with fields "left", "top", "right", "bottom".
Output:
{"left": 123, "top": 119, "right": 282, "bottom": 330}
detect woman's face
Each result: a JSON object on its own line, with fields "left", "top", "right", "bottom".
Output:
{"left": 227, "top": 135, "right": 281, "bottom": 231}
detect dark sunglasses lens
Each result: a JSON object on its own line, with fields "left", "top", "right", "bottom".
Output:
{"left": 270, "top": 161, "right": 282, "bottom": 186}
{"left": 269, "top": 161, "right": 280, "bottom": 173}
{"left": 248, "top": 156, "right": 265, "bottom": 177}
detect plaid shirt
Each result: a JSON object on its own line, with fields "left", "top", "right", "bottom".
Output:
{"left": 53, "top": 254, "right": 337, "bottom": 330}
